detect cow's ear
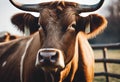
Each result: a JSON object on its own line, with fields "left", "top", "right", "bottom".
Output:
{"left": 76, "top": 14, "right": 107, "bottom": 39}
{"left": 11, "top": 13, "right": 26, "bottom": 32}
{"left": 11, "top": 13, "right": 39, "bottom": 34}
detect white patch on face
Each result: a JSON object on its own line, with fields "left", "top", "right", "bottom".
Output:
{"left": 24, "top": 26, "right": 30, "bottom": 36}
{"left": 35, "top": 48, "right": 65, "bottom": 69}
{"left": 20, "top": 38, "right": 33, "bottom": 82}
{"left": 56, "top": 49, "right": 65, "bottom": 69}
{"left": 85, "top": 22, "right": 90, "bottom": 33}
{"left": 2, "top": 61, "right": 7, "bottom": 67}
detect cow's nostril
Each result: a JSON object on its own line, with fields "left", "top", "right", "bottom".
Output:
{"left": 39, "top": 52, "right": 44, "bottom": 60}
{"left": 51, "top": 52, "right": 58, "bottom": 60}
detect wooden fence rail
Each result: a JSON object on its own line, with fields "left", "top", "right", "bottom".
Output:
{"left": 91, "top": 43, "right": 120, "bottom": 82}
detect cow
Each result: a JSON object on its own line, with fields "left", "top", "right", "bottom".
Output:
{"left": 0, "top": 0, "right": 107, "bottom": 82}
{"left": 0, "top": 31, "right": 19, "bottom": 42}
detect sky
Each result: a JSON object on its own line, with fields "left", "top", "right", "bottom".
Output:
{"left": 0, "top": 0, "right": 112, "bottom": 35}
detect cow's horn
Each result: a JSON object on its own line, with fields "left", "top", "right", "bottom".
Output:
{"left": 9, "top": 0, "right": 40, "bottom": 12}
{"left": 77, "top": 0, "right": 104, "bottom": 13}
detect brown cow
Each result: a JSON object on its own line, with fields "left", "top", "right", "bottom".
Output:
{"left": 0, "top": 0, "right": 107, "bottom": 82}
{"left": 0, "top": 31, "right": 19, "bottom": 42}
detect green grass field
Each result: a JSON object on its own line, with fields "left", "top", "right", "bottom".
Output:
{"left": 93, "top": 49, "right": 120, "bottom": 82}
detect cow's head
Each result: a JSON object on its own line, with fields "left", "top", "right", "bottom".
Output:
{"left": 10, "top": 0, "right": 107, "bottom": 71}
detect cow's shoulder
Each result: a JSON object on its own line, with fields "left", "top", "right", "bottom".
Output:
{"left": 0, "top": 36, "right": 31, "bottom": 59}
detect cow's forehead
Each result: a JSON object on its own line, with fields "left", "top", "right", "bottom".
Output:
{"left": 39, "top": 1, "right": 78, "bottom": 14}
{"left": 39, "top": 4, "right": 77, "bottom": 30}
{"left": 39, "top": 1, "right": 77, "bottom": 8}
{"left": 40, "top": 3, "right": 76, "bottom": 14}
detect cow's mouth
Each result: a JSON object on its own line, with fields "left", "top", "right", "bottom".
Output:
{"left": 41, "top": 64, "right": 63, "bottom": 72}
{"left": 38, "top": 61, "right": 64, "bottom": 71}
{"left": 36, "top": 61, "right": 65, "bottom": 72}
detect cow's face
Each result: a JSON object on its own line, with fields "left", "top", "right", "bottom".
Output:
{"left": 10, "top": 0, "right": 107, "bottom": 71}
{"left": 36, "top": 7, "right": 77, "bottom": 71}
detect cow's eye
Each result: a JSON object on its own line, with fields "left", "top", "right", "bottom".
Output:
{"left": 37, "top": 23, "right": 42, "bottom": 29}
{"left": 67, "top": 23, "right": 76, "bottom": 31}
{"left": 72, "top": 24, "right": 76, "bottom": 29}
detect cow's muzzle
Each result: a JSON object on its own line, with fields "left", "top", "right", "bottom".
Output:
{"left": 35, "top": 48, "right": 65, "bottom": 71}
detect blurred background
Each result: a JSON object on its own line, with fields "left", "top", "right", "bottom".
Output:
{"left": 0, "top": 0, "right": 120, "bottom": 82}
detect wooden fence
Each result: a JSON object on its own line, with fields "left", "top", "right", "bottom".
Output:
{"left": 92, "top": 43, "right": 120, "bottom": 82}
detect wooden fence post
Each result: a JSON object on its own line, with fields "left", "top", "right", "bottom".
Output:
{"left": 103, "top": 48, "right": 109, "bottom": 82}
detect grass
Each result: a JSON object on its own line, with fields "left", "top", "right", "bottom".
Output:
{"left": 93, "top": 49, "right": 120, "bottom": 82}
{"left": 94, "top": 76, "right": 106, "bottom": 82}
